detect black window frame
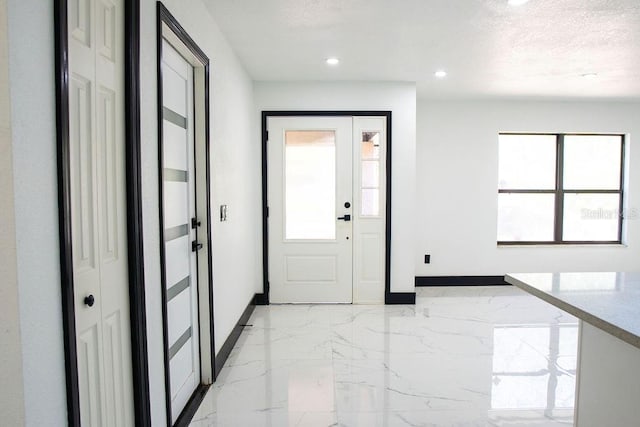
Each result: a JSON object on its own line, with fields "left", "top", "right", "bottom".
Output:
{"left": 498, "top": 132, "right": 625, "bottom": 245}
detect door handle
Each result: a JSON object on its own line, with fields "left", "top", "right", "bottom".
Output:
{"left": 337, "top": 214, "right": 351, "bottom": 222}
{"left": 84, "top": 294, "right": 95, "bottom": 307}
{"left": 192, "top": 241, "right": 203, "bottom": 252}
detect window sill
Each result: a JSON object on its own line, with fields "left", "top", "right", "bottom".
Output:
{"left": 497, "top": 243, "right": 627, "bottom": 248}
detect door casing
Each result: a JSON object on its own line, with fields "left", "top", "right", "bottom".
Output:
{"left": 157, "top": 3, "right": 215, "bottom": 425}
{"left": 260, "top": 111, "right": 393, "bottom": 305}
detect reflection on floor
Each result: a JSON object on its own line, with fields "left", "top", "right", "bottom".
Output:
{"left": 191, "top": 286, "right": 577, "bottom": 426}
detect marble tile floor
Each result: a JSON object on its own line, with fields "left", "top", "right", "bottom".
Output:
{"left": 191, "top": 286, "right": 578, "bottom": 427}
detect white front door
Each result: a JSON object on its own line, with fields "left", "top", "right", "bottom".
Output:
{"left": 160, "top": 39, "right": 201, "bottom": 422}
{"left": 267, "top": 117, "right": 354, "bottom": 303}
{"left": 68, "top": 0, "right": 135, "bottom": 425}
{"left": 267, "top": 116, "right": 388, "bottom": 304}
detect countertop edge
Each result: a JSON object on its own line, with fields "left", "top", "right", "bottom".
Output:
{"left": 505, "top": 274, "right": 640, "bottom": 351}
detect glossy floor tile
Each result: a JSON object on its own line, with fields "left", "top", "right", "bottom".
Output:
{"left": 191, "top": 286, "right": 577, "bottom": 426}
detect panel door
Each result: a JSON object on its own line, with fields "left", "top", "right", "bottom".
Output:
{"left": 160, "top": 39, "right": 201, "bottom": 422}
{"left": 68, "top": 0, "right": 134, "bottom": 425}
{"left": 267, "top": 117, "right": 354, "bottom": 303}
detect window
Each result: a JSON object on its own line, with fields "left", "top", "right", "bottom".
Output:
{"left": 360, "top": 131, "right": 381, "bottom": 216}
{"left": 285, "top": 130, "right": 336, "bottom": 240}
{"left": 498, "top": 133, "right": 625, "bottom": 244}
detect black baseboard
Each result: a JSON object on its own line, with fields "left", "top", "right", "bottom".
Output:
{"left": 415, "top": 276, "right": 509, "bottom": 287}
{"left": 214, "top": 296, "right": 256, "bottom": 375}
{"left": 174, "top": 384, "right": 209, "bottom": 427}
{"left": 385, "top": 292, "right": 416, "bottom": 304}
{"left": 253, "top": 292, "right": 268, "bottom": 305}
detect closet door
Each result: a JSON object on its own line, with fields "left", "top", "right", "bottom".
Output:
{"left": 68, "top": 0, "right": 134, "bottom": 424}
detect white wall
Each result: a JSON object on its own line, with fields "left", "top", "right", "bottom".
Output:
{"left": 254, "top": 82, "right": 417, "bottom": 293}
{"left": 140, "top": 1, "right": 261, "bottom": 424}
{"left": 7, "top": 0, "right": 67, "bottom": 425}
{"left": 416, "top": 100, "right": 640, "bottom": 277}
{"left": 5, "top": 1, "right": 261, "bottom": 425}
{"left": 0, "top": 0, "right": 25, "bottom": 424}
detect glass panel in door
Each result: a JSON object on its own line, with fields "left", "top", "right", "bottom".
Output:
{"left": 285, "top": 130, "right": 336, "bottom": 240}
{"left": 361, "top": 131, "right": 381, "bottom": 216}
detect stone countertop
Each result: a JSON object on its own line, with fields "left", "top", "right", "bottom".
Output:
{"left": 505, "top": 272, "right": 640, "bottom": 350}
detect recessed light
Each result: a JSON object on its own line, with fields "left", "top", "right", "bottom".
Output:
{"left": 434, "top": 70, "right": 447, "bottom": 78}
{"left": 581, "top": 73, "right": 598, "bottom": 79}
{"left": 508, "top": 0, "right": 530, "bottom": 5}
{"left": 326, "top": 58, "right": 339, "bottom": 66}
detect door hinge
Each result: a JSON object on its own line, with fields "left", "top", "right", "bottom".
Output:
{"left": 266, "top": 206, "right": 269, "bottom": 217}
{"left": 265, "top": 130, "right": 268, "bottom": 142}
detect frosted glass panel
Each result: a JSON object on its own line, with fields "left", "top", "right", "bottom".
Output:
{"left": 362, "top": 132, "right": 380, "bottom": 159}
{"left": 498, "top": 134, "right": 557, "bottom": 190}
{"left": 361, "top": 161, "right": 379, "bottom": 188}
{"left": 285, "top": 131, "right": 336, "bottom": 240}
{"left": 361, "top": 189, "right": 379, "bottom": 216}
{"left": 563, "top": 135, "right": 622, "bottom": 190}
{"left": 361, "top": 131, "right": 381, "bottom": 217}
{"left": 498, "top": 193, "right": 555, "bottom": 241}
{"left": 563, "top": 193, "right": 620, "bottom": 241}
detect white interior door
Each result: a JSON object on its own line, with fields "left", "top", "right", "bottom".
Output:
{"left": 268, "top": 117, "right": 354, "bottom": 303}
{"left": 161, "top": 39, "right": 201, "bottom": 422}
{"left": 68, "top": 0, "right": 134, "bottom": 425}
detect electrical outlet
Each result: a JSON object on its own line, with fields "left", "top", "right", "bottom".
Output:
{"left": 424, "top": 254, "right": 431, "bottom": 264}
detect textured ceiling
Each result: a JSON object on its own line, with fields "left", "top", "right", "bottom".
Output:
{"left": 203, "top": 0, "right": 640, "bottom": 99}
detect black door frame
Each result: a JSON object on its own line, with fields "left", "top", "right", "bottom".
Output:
{"left": 156, "top": 3, "right": 215, "bottom": 426}
{"left": 54, "top": 0, "right": 151, "bottom": 426}
{"left": 259, "top": 111, "right": 415, "bottom": 305}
